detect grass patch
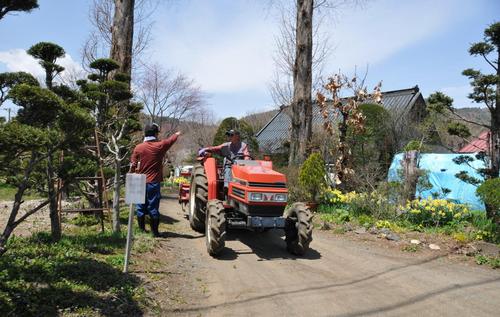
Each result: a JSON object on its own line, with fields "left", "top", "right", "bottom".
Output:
{"left": 0, "top": 182, "right": 42, "bottom": 201}
{"left": 0, "top": 228, "right": 148, "bottom": 316}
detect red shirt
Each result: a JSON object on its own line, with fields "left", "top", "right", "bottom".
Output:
{"left": 130, "top": 134, "right": 178, "bottom": 183}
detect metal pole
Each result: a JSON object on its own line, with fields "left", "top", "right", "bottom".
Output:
{"left": 123, "top": 203, "right": 134, "bottom": 273}
{"left": 7, "top": 108, "right": 11, "bottom": 122}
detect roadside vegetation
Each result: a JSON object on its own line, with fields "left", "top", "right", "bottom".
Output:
{"left": 0, "top": 212, "right": 156, "bottom": 316}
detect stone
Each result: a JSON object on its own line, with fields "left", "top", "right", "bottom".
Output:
{"left": 343, "top": 223, "right": 354, "bottom": 232}
{"left": 320, "top": 222, "right": 331, "bottom": 230}
{"left": 354, "top": 227, "right": 367, "bottom": 234}
{"left": 368, "top": 227, "right": 379, "bottom": 235}
{"left": 386, "top": 233, "right": 400, "bottom": 241}
{"left": 473, "top": 241, "right": 500, "bottom": 257}
{"left": 379, "top": 228, "right": 391, "bottom": 235}
{"left": 410, "top": 239, "right": 421, "bottom": 245}
{"left": 458, "top": 244, "right": 479, "bottom": 256}
{"left": 429, "top": 244, "right": 441, "bottom": 250}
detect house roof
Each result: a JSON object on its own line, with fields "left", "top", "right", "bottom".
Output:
{"left": 256, "top": 86, "right": 423, "bottom": 152}
{"left": 458, "top": 131, "right": 490, "bottom": 153}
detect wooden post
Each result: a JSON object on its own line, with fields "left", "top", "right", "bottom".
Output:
{"left": 123, "top": 203, "right": 134, "bottom": 273}
{"left": 402, "top": 150, "right": 419, "bottom": 201}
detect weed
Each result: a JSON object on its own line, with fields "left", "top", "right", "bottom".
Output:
{"left": 453, "top": 232, "right": 471, "bottom": 243}
{"left": 333, "top": 227, "right": 346, "bottom": 234}
{"left": 70, "top": 214, "right": 100, "bottom": 227}
{"left": 402, "top": 244, "right": 420, "bottom": 252}
{"left": 475, "top": 255, "right": 500, "bottom": 269}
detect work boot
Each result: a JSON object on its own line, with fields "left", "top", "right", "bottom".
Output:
{"left": 137, "top": 215, "right": 146, "bottom": 232}
{"left": 151, "top": 218, "right": 161, "bottom": 238}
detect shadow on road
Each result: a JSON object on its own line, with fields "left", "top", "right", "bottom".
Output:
{"left": 159, "top": 213, "right": 180, "bottom": 225}
{"left": 158, "top": 230, "right": 203, "bottom": 239}
{"left": 335, "top": 276, "right": 500, "bottom": 317}
{"left": 216, "top": 229, "right": 321, "bottom": 261}
{"left": 167, "top": 254, "right": 475, "bottom": 314}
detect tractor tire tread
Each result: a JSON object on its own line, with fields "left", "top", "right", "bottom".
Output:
{"left": 189, "top": 164, "right": 208, "bottom": 233}
{"left": 206, "top": 199, "right": 226, "bottom": 256}
{"left": 285, "top": 202, "right": 313, "bottom": 256}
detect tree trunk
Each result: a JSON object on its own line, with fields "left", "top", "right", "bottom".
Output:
{"left": 402, "top": 150, "right": 419, "bottom": 201}
{"left": 110, "top": 0, "right": 135, "bottom": 77}
{"left": 109, "top": 0, "right": 134, "bottom": 233}
{"left": 484, "top": 49, "right": 500, "bottom": 225}
{"left": 0, "top": 154, "right": 37, "bottom": 255}
{"left": 289, "top": 0, "right": 313, "bottom": 166}
{"left": 47, "top": 151, "right": 61, "bottom": 241}
{"left": 112, "top": 158, "right": 122, "bottom": 233}
{"left": 45, "top": 71, "right": 53, "bottom": 90}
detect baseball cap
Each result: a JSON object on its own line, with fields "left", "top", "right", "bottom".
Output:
{"left": 144, "top": 123, "right": 160, "bottom": 137}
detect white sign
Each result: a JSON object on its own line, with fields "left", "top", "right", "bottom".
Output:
{"left": 125, "top": 173, "right": 146, "bottom": 204}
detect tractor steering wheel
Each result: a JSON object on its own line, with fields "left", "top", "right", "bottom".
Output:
{"left": 226, "top": 153, "right": 253, "bottom": 164}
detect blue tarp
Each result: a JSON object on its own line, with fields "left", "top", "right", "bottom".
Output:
{"left": 388, "top": 153, "right": 485, "bottom": 211}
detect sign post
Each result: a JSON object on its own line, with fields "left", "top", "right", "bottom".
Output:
{"left": 123, "top": 173, "right": 146, "bottom": 273}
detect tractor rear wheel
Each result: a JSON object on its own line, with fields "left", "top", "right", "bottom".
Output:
{"left": 284, "top": 202, "right": 313, "bottom": 256}
{"left": 206, "top": 200, "right": 226, "bottom": 256}
{"left": 188, "top": 164, "right": 207, "bottom": 233}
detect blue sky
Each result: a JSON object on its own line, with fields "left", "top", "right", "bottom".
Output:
{"left": 1, "top": 0, "right": 499, "bottom": 121}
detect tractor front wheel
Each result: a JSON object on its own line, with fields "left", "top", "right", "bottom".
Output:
{"left": 188, "top": 164, "right": 207, "bottom": 233}
{"left": 206, "top": 200, "right": 226, "bottom": 256}
{"left": 285, "top": 202, "right": 313, "bottom": 256}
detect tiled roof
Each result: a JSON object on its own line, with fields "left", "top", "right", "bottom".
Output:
{"left": 257, "top": 86, "right": 423, "bottom": 152}
{"left": 459, "top": 131, "right": 490, "bottom": 153}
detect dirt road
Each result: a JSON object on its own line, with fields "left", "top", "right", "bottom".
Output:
{"left": 147, "top": 195, "right": 500, "bottom": 316}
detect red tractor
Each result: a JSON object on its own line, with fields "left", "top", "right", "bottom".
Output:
{"left": 188, "top": 154, "right": 313, "bottom": 256}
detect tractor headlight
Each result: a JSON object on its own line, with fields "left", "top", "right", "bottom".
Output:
{"left": 273, "top": 194, "right": 287, "bottom": 202}
{"left": 249, "top": 192, "right": 263, "bottom": 201}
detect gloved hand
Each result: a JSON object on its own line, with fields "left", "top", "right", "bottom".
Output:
{"left": 198, "top": 148, "right": 207, "bottom": 157}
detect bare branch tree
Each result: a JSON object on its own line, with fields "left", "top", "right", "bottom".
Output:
{"left": 82, "top": 0, "right": 157, "bottom": 72}
{"left": 136, "top": 63, "right": 206, "bottom": 135}
{"left": 269, "top": 1, "right": 330, "bottom": 106}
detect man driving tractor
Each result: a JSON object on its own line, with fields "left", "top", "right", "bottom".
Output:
{"left": 198, "top": 129, "right": 251, "bottom": 188}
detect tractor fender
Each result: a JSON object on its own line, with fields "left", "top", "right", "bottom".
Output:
{"left": 203, "top": 157, "right": 218, "bottom": 200}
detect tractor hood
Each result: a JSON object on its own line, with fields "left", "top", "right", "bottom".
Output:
{"left": 231, "top": 160, "right": 287, "bottom": 185}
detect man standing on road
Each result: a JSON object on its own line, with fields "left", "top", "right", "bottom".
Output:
{"left": 130, "top": 123, "right": 180, "bottom": 237}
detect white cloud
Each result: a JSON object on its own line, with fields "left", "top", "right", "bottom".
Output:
{"left": 0, "top": 48, "right": 84, "bottom": 85}
{"left": 0, "top": 49, "right": 44, "bottom": 77}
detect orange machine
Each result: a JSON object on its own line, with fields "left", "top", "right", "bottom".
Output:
{"left": 187, "top": 153, "right": 312, "bottom": 257}
{"left": 177, "top": 166, "right": 193, "bottom": 213}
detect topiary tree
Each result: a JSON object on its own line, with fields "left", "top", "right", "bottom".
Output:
{"left": 0, "top": 72, "right": 39, "bottom": 106}
{"left": 299, "top": 152, "right": 327, "bottom": 202}
{"left": 0, "top": 121, "right": 50, "bottom": 255}
{"left": 27, "top": 42, "right": 65, "bottom": 90}
{"left": 0, "top": 0, "right": 38, "bottom": 21}
{"left": 78, "top": 58, "right": 141, "bottom": 233}
{"left": 212, "top": 117, "right": 259, "bottom": 154}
